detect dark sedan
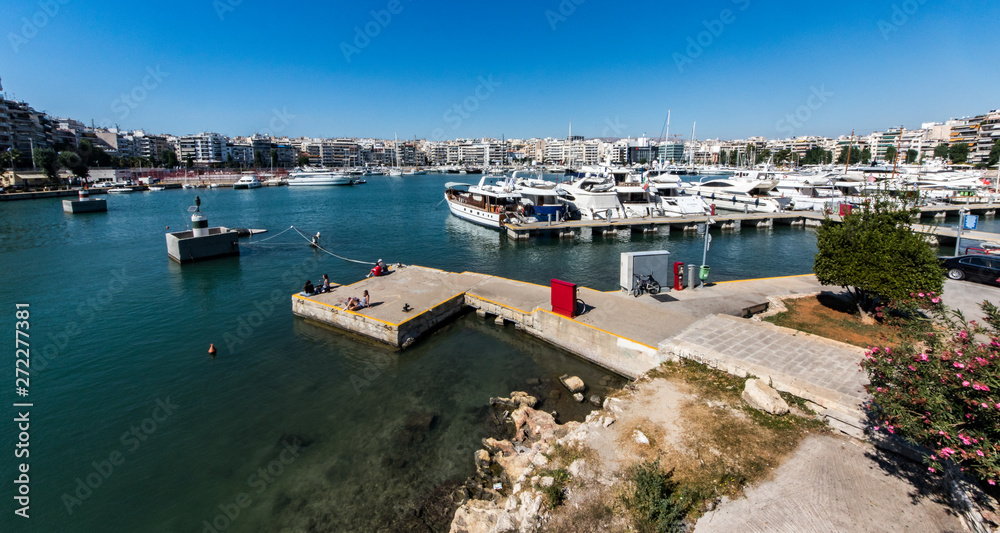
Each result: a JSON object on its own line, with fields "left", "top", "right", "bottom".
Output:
{"left": 941, "top": 255, "right": 1000, "bottom": 286}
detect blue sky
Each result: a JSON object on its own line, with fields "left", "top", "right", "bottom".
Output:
{"left": 3, "top": 0, "right": 998, "bottom": 141}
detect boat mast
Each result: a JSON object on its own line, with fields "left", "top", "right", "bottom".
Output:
{"left": 844, "top": 130, "right": 855, "bottom": 174}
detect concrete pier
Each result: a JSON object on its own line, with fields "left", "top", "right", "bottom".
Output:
{"left": 165, "top": 227, "right": 239, "bottom": 263}
{"left": 292, "top": 265, "right": 704, "bottom": 378}
{"left": 62, "top": 198, "right": 107, "bottom": 213}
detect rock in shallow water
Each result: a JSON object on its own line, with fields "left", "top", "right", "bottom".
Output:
{"left": 560, "top": 375, "right": 585, "bottom": 393}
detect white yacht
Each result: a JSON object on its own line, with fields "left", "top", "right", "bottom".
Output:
{"left": 232, "top": 175, "right": 262, "bottom": 189}
{"left": 686, "top": 177, "right": 784, "bottom": 213}
{"left": 645, "top": 173, "right": 708, "bottom": 216}
{"left": 444, "top": 176, "right": 522, "bottom": 229}
{"left": 556, "top": 175, "right": 622, "bottom": 220}
{"left": 287, "top": 167, "right": 353, "bottom": 186}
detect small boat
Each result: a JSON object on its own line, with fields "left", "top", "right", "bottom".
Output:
{"left": 108, "top": 184, "right": 134, "bottom": 194}
{"left": 149, "top": 185, "right": 166, "bottom": 191}
{"left": 233, "top": 175, "right": 262, "bottom": 189}
{"left": 287, "top": 167, "right": 353, "bottom": 186}
{"left": 182, "top": 184, "right": 195, "bottom": 189}
{"left": 444, "top": 176, "right": 523, "bottom": 229}
{"left": 209, "top": 183, "right": 220, "bottom": 189}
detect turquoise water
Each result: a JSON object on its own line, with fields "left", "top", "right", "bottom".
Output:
{"left": 0, "top": 176, "right": 996, "bottom": 531}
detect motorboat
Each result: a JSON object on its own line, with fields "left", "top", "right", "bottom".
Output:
{"left": 107, "top": 183, "right": 134, "bottom": 194}
{"left": 686, "top": 177, "right": 784, "bottom": 213}
{"left": 444, "top": 176, "right": 523, "bottom": 229}
{"left": 232, "top": 175, "right": 262, "bottom": 189}
{"left": 644, "top": 173, "right": 707, "bottom": 216}
{"left": 511, "top": 171, "right": 567, "bottom": 222}
{"left": 556, "top": 175, "right": 622, "bottom": 220}
{"left": 286, "top": 167, "right": 353, "bottom": 186}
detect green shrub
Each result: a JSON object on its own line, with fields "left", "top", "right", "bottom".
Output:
{"left": 622, "top": 459, "right": 688, "bottom": 533}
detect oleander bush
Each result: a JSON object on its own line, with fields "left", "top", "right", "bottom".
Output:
{"left": 862, "top": 294, "right": 1000, "bottom": 485}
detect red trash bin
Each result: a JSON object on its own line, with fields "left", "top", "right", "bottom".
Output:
{"left": 551, "top": 279, "right": 577, "bottom": 318}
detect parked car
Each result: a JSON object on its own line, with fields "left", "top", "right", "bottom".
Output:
{"left": 940, "top": 255, "right": 1000, "bottom": 286}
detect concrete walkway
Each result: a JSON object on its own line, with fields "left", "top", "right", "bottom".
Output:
{"left": 694, "top": 434, "right": 965, "bottom": 533}
{"left": 660, "top": 314, "right": 868, "bottom": 421}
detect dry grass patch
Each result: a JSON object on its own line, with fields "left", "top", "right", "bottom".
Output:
{"left": 765, "top": 292, "right": 907, "bottom": 348}
{"left": 659, "top": 361, "right": 827, "bottom": 505}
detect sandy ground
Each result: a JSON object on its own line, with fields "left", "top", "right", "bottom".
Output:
{"left": 544, "top": 375, "right": 966, "bottom": 533}
{"left": 694, "top": 434, "right": 964, "bottom": 532}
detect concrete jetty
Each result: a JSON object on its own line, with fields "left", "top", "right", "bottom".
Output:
{"left": 292, "top": 266, "right": 821, "bottom": 380}
{"left": 501, "top": 204, "right": 999, "bottom": 242}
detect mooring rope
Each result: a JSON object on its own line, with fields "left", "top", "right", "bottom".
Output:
{"left": 291, "top": 226, "right": 376, "bottom": 265}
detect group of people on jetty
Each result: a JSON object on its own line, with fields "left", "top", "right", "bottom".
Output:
{"left": 299, "top": 259, "right": 390, "bottom": 312}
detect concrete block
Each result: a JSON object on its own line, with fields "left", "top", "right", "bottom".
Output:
{"left": 742, "top": 378, "right": 789, "bottom": 415}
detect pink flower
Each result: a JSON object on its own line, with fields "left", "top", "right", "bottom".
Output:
{"left": 908, "top": 365, "right": 917, "bottom": 371}
{"left": 918, "top": 292, "right": 925, "bottom": 297}
{"left": 978, "top": 450, "right": 985, "bottom": 457}
{"left": 918, "top": 353, "right": 929, "bottom": 361}
{"left": 954, "top": 362, "right": 965, "bottom": 369}
{"left": 941, "top": 447, "right": 956, "bottom": 457}
{"left": 931, "top": 297, "right": 941, "bottom": 303}
{"left": 990, "top": 480, "right": 996, "bottom": 486}
{"left": 929, "top": 467, "right": 936, "bottom": 473}
{"left": 963, "top": 381, "right": 970, "bottom": 387}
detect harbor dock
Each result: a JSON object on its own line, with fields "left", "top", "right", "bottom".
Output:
{"left": 291, "top": 265, "right": 825, "bottom": 380}
{"left": 293, "top": 266, "right": 1000, "bottom": 432}
{"left": 503, "top": 203, "right": 999, "bottom": 242}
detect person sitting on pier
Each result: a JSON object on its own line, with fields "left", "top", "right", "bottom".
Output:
{"left": 320, "top": 274, "right": 331, "bottom": 293}
{"left": 366, "top": 259, "right": 387, "bottom": 278}
{"left": 302, "top": 280, "right": 315, "bottom": 296}
{"left": 345, "top": 290, "right": 369, "bottom": 311}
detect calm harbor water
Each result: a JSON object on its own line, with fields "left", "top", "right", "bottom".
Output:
{"left": 1, "top": 175, "right": 996, "bottom": 532}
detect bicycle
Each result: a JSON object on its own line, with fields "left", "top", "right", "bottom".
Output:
{"left": 631, "top": 274, "right": 661, "bottom": 297}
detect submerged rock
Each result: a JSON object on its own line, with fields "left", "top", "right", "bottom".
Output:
{"left": 490, "top": 391, "right": 538, "bottom": 410}
{"left": 276, "top": 434, "right": 312, "bottom": 452}
{"left": 560, "top": 375, "right": 585, "bottom": 393}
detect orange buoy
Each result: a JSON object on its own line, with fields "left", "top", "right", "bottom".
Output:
{"left": 208, "top": 343, "right": 217, "bottom": 356}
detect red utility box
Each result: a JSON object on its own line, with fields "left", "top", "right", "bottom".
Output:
{"left": 673, "top": 262, "right": 685, "bottom": 291}
{"left": 551, "top": 279, "right": 577, "bottom": 318}
{"left": 839, "top": 203, "right": 853, "bottom": 216}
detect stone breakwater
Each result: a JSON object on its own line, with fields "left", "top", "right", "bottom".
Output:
{"left": 448, "top": 388, "right": 630, "bottom": 533}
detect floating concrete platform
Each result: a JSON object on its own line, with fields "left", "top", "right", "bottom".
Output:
{"left": 62, "top": 198, "right": 107, "bottom": 213}
{"left": 166, "top": 227, "right": 239, "bottom": 263}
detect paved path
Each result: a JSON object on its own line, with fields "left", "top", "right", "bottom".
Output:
{"left": 694, "top": 434, "right": 965, "bottom": 533}
{"left": 661, "top": 314, "right": 868, "bottom": 418}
